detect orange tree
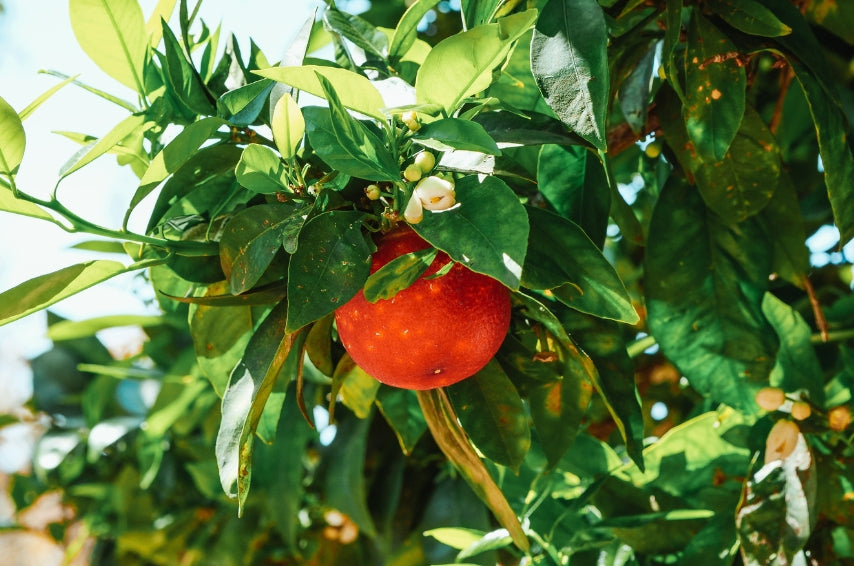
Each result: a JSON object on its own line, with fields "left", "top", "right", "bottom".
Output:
{"left": 1, "top": 0, "right": 854, "bottom": 564}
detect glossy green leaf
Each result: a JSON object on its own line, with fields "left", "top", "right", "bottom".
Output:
{"left": 755, "top": 173, "right": 808, "bottom": 287}
{"left": 220, "top": 203, "right": 308, "bottom": 295}
{"left": 69, "top": 0, "right": 147, "bottom": 92}
{"left": 375, "top": 386, "right": 427, "bottom": 455}
{"left": 447, "top": 360, "right": 531, "bottom": 471}
{"left": 363, "top": 247, "right": 437, "bottom": 303}
{"left": 323, "top": 411, "right": 377, "bottom": 537}
{"left": 0, "top": 261, "right": 127, "bottom": 327}
{"left": 129, "top": 117, "right": 227, "bottom": 225}
{"left": 706, "top": 0, "right": 791, "bottom": 37}
{"left": 412, "top": 118, "right": 501, "bottom": 155}
{"left": 618, "top": 40, "right": 656, "bottom": 134}
{"left": 693, "top": 106, "right": 779, "bottom": 221}
{"left": 736, "top": 431, "right": 815, "bottom": 565}
{"left": 523, "top": 207, "right": 638, "bottom": 324}
{"left": 189, "top": 283, "right": 256, "bottom": 397}
{"left": 323, "top": 6, "right": 388, "bottom": 60}
{"left": 389, "top": 0, "right": 441, "bottom": 62}
{"left": 0, "top": 95, "right": 25, "bottom": 179}
{"left": 528, "top": 364, "right": 592, "bottom": 469}
{"left": 537, "top": 144, "right": 611, "bottom": 247}
{"left": 272, "top": 92, "right": 305, "bottom": 159}
{"left": 645, "top": 177, "right": 778, "bottom": 414}
{"left": 474, "top": 110, "right": 589, "bottom": 148}
{"left": 235, "top": 144, "right": 290, "bottom": 194}
{"left": 531, "top": 0, "right": 609, "bottom": 150}
{"left": 160, "top": 20, "right": 215, "bottom": 116}
{"left": 763, "top": 293, "right": 824, "bottom": 406}
{"left": 217, "top": 79, "right": 275, "bottom": 127}
{"left": 791, "top": 61, "right": 854, "bottom": 245}
{"left": 683, "top": 11, "right": 746, "bottom": 163}
{"left": 286, "top": 211, "right": 372, "bottom": 332}
{"left": 413, "top": 175, "right": 528, "bottom": 289}
{"left": 255, "top": 65, "right": 386, "bottom": 120}
{"left": 215, "top": 304, "right": 296, "bottom": 514}
{"left": 416, "top": 10, "right": 538, "bottom": 113}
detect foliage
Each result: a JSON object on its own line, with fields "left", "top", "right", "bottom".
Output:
{"left": 2, "top": 0, "right": 854, "bottom": 564}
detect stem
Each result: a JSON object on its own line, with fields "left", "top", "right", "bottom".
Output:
{"left": 769, "top": 64, "right": 793, "bottom": 135}
{"left": 627, "top": 335, "right": 657, "bottom": 358}
{"left": 803, "top": 274, "right": 830, "bottom": 342}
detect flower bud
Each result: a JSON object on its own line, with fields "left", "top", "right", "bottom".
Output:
{"left": 414, "top": 175, "right": 455, "bottom": 211}
{"left": 403, "top": 192, "right": 424, "bottom": 224}
{"left": 364, "top": 184, "right": 381, "bottom": 200}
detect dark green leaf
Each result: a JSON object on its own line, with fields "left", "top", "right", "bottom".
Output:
{"left": 754, "top": 173, "right": 808, "bottom": 288}
{"left": 537, "top": 145, "right": 611, "bottom": 247}
{"left": 413, "top": 118, "right": 501, "bottom": 155}
{"left": 303, "top": 91, "right": 398, "bottom": 181}
{"left": 473, "top": 110, "right": 589, "bottom": 148}
{"left": 618, "top": 40, "right": 656, "bottom": 134}
{"left": 413, "top": 175, "right": 528, "bottom": 289}
{"left": 375, "top": 386, "right": 427, "bottom": 455}
{"left": 447, "top": 360, "right": 531, "bottom": 471}
{"left": 286, "top": 211, "right": 372, "bottom": 332}
{"left": 522, "top": 207, "right": 638, "bottom": 324}
{"left": 324, "top": 6, "right": 388, "bottom": 60}
{"left": 706, "top": 0, "right": 792, "bottom": 37}
{"left": 220, "top": 203, "right": 308, "bottom": 294}
{"left": 683, "top": 11, "right": 746, "bottom": 163}
{"left": 693, "top": 106, "right": 779, "bottom": 221}
{"left": 645, "top": 177, "right": 778, "bottom": 414}
{"left": 234, "top": 144, "right": 290, "bottom": 194}
{"left": 160, "top": 20, "right": 215, "bottom": 116}
{"left": 791, "top": 61, "right": 854, "bottom": 245}
{"left": 363, "top": 247, "right": 437, "bottom": 303}
{"left": 217, "top": 79, "right": 275, "bottom": 126}
{"left": 531, "top": 0, "right": 609, "bottom": 150}
{"left": 528, "top": 365, "right": 592, "bottom": 469}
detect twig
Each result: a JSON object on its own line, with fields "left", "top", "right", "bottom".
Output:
{"left": 803, "top": 275, "right": 830, "bottom": 342}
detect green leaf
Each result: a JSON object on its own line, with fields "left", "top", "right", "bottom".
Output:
{"left": 645, "top": 177, "right": 778, "bottom": 414}
{"left": 69, "top": 0, "right": 147, "bottom": 92}
{"left": 220, "top": 203, "right": 309, "bottom": 295}
{"left": 474, "top": 110, "right": 589, "bottom": 148}
{"left": 460, "top": 0, "right": 504, "bottom": 28}
{"left": 413, "top": 175, "right": 528, "bottom": 289}
{"left": 323, "top": 6, "right": 388, "bottom": 60}
{"left": 334, "top": 354, "right": 381, "bottom": 419}
{"left": 60, "top": 114, "right": 148, "bottom": 179}
{"left": 537, "top": 145, "right": 611, "bottom": 247}
{"left": 755, "top": 173, "right": 809, "bottom": 287}
{"left": 0, "top": 261, "right": 127, "bottom": 327}
{"left": 706, "top": 0, "right": 792, "bottom": 37}
{"left": 160, "top": 20, "right": 215, "bottom": 116}
{"left": 412, "top": 118, "right": 501, "bottom": 155}
{"left": 286, "top": 211, "right": 372, "bottom": 332}
{"left": 375, "top": 386, "right": 427, "bottom": 455}
{"left": 215, "top": 304, "right": 297, "bottom": 514}
{"left": 235, "top": 144, "right": 290, "bottom": 194}
{"left": 416, "top": 10, "right": 538, "bottom": 113}
{"left": 272, "top": 92, "right": 305, "bottom": 159}
{"left": 531, "top": 0, "right": 609, "bottom": 150}
{"left": 0, "top": 188, "right": 53, "bottom": 221}
{"left": 618, "top": 40, "right": 657, "bottom": 134}
{"left": 323, "top": 411, "right": 377, "bottom": 537}
{"left": 0, "top": 95, "right": 25, "bottom": 179}
{"left": 527, "top": 364, "right": 592, "bottom": 469}
{"left": 46, "top": 314, "right": 167, "bottom": 341}
{"left": 389, "top": 0, "right": 441, "bottom": 62}
{"left": 189, "top": 283, "right": 256, "bottom": 397}
{"left": 683, "top": 11, "right": 746, "bottom": 163}
{"left": 522, "top": 207, "right": 638, "bottom": 324}
{"left": 736, "top": 431, "right": 815, "bottom": 565}
{"left": 791, "top": 61, "right": 854, "bottom": 245}
{"left": 363, "top": 247, "right": 437, "bottom": 303}
{"left": 424, "top": 527, "right": 486, "bottom": 550}
{"left": 128, "top": 117, "right": 227, "bottom": 225}
{"left": 447, "top": 360, "right": 531, "bottom": 471}
{"left": 763, "top": 294, "right": 824, "bottom": 406}
{"left": 217, "top": 79, "right": 275, "bottom": 127}
{"left": 693, "top": 106, "right": 779, "bottom": 221}
{"left": 255, "top": 65, "right": 386, "bottom": 120}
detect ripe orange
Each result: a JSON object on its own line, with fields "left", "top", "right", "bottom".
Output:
{"left": 334, "top": 226, "right": 511, "bottom": 390}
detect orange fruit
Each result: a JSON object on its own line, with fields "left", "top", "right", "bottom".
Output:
{"left": 334, "top": 226, "right": 511, "bottom": 390}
